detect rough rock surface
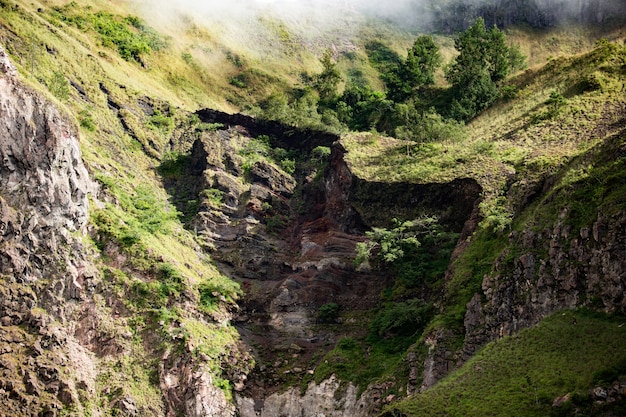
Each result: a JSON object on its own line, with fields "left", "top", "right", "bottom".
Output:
{"left": 180, "top": 112, "right": 484, "bottom": 414}
{"left": 0, "top": 44, "right": 97, "bottom": 415}
{"left": 160, "top": 349, "right": 237, "bottom": 417}
{"left": 464, "top": 210, "right": 626, "bottom": 354}
{"left": 236, "top": 376, "right": 376, "bottom": 417}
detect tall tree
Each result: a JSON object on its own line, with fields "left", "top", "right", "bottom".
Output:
{"left": 404, "top": 35, "right": 441, "bottom": 87}
{"left": 446, "top": 17, "right": 513, "bottom": 121}
{"left": 386, "top": 35, "right": 441, "bottom": 102}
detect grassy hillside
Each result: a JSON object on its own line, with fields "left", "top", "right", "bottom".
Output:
{"left": 383, "top": 309, "right": 626, "bottom": 417}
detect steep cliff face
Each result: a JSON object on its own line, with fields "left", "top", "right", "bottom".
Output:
{"left": 237, "top": 376, "right": 376, "bottom": 417}
{"left": 0, "top": 45, "right": 97, "bottom": 415}
{"left": 464, "top": 128, "right": 626, "bottom": 354}
{"left": 159, "top": 110, "right": 483, "bottom": 415}
{"left": 0, "top": 44, "right": 248, "bottom": 417}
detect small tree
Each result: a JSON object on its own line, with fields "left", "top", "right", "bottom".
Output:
{"left": 314, "top": 49, "right": 341, "bottom": 104}
{"left": 404, "top": 36, "right": 441, "bottom": 88}
{"left": 355, "top": 217, "right": 443, "bottom": 267}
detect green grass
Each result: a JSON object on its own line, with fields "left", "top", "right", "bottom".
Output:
{"left": 524, "top": 128, "right": 626, "bottom": 232}
{"left": 385, "top": 309, "right": 626, "bottom": 417}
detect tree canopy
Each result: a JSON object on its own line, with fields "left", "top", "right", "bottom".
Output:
{"left": 385, "top": 35, "right": 441, "bottom": 102}
{"left": 446, "top": 17, "right": 513, "bottom": 121}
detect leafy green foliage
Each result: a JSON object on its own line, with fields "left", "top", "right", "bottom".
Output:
{"left": 317, "top": 303, "right": 340, "bottom": 324}
{"left": 158, "top": 151, "right": 190, "bottom": 179}
{"left": 313, "top": 49, "right": 341, "bottom": 104}
{"left": 394, "top": 105, "right": 466, "bottom": 144}
{"left": 49, "top": 4, "right": 167, "bottom": 63}
{"left": 198, "top": 280, "right": 241, "bottom": 313}
{"left": 92, "top": 176, "right": 179, "bottom": 251}
{"left": 200, "top": 189, "right": 225, "bottom": 209}
{"left": 365, "top": 40, "right": 402, "bottom": 70}
{"left": 356, "top": 217, "right": 444, "bottom": 266}
{"left": 546, "top": 90, "right": 567, "bottom": 115}
{"left": 91, "top": 12, "right": 167, "bottom": 62}
{"left": 446, "top": 18, "right": 521, "bottom": 121}
{"left": 314, "top": 330, "right": 410, "bottom": 395}
{"left": 238, "top": 135, "right": 298, "bottom": 177}
{"left": 385, "top": 36, "right": 441, "bottom": 102}
{"left": 311, "top": 146, "right": 331, "bottom": 161}
{"left": 336, "top": 85, "right": 393, "bottom": 131}
{"left": 368, "top": 300, "right": 433, "bottom": 353}
{"left": 315, "top": 337, "right": 366, "bottom": 384}
{"left": 448, "top": 68, "right": 501, "bottom": 121}
{"left": 446, "top": 18, "right": 510, "bottom": 86}
{"left": 479, "top": 195, "right": 513, "bottom": 233}
{"left": 46, "top": 71, "right": 70, "bottom": 100}
{"left": 148, "top": 109, "right": 174, "bottom": 131}
{"left": 78, "top": 109, "right": 96, "bottom": 132}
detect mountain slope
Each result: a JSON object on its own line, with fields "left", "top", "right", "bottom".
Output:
{"left": 0, "top": 0, "right": 625, "bottom": 416}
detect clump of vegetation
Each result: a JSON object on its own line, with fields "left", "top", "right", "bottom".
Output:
{"left": 253, "top": 17, "right": 524, "bottom": 141}
{"left": 148, "top": 109, "right": 175, "bottom": 131}
{"left": 239, "top": 134, "right": 298, "bottom": 176}
{"left": 317, "top": 303, "right": 340, "bottom": 324}
{"left": 158, "top": 151, "right": 190, "bottom": 179}
{"left": 49, "top": 3, "right": 168, "bottom": 63}
{"left": 355, "top": 216, "right": 457, "bottom": 271}
{"left": 46, "top": 70, "right": 70, "bottom": 100}
{"left": 445, "top": 18, "right": 518, "bottom": 121}
{"left": 368, "top": 300, "right": 433, "bottom": 353}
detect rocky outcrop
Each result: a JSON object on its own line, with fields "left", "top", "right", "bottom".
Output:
{"left": 160, "top": 349, "right": 237, "bottom": 417}
{"left": 236, "top": 376, "right": 377, "bottom": 417}
{"left": 464, "top": 210, "right": 626, "bottom": 353}
{"left": 196, "top": 108, "right": 338, "bottom": 153}
{"left": 0, "top": 45, "right": 97, "bottom": 415}
{"left": 169, "top": 116, "right": 484, "bottom": 414}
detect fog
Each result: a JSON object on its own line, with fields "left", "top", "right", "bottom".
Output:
{"left": 130, "top": 0, "right": 427, "bottom": 43}
{"left": 132, "top": 0, "right": 418, "bottom": 27}
{"left": 134, "top": 0, "right": 626, "bottom": 29}
{"left": 131, "top": 0, "right": 626, "bottom": 46}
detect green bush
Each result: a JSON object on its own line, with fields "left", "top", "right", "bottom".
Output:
{"left": 78, "top": 109, "right": 96, "bottom": 131}
{"left": 317, "top": 303, "right": 340, "bottom": 323}
{"left": 311, "top": 146, "right": 331, "bottom": 161}
{"left": 368, "top": 299, "right": 433, "bottom": 341}
{"left": 50, "top": 4, "right": 168, "bottom": 63}
{"left": 198, "top": 279, "right": 241, "bottom": 312}
{"left": 158, "top": 151, "right": 189, "bottom": 178}
{"left": 132, "top": 185, "right": 178, "bottom": 234}
{"left": 200, "top": 189, "right": 224, "bottom": 209}
{"left": 279, "top": 158, "right": 296, "bottom": 174}
{"left": 148, "top": 109, "right": 174, "bottom": 131}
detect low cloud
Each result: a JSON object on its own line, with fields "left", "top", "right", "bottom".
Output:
{"left": 131, "top": 0, "right": 626, "bottom": 45}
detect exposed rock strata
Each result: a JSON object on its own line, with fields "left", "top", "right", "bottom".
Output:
{"left": 0, "top": 44, "right": 97, "bottom": 415}
{"left": 182, "top": 115, "right": 483, "bottom": 414}
{"left": 0, "top": 45, "right": 240, "bottom": 417}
